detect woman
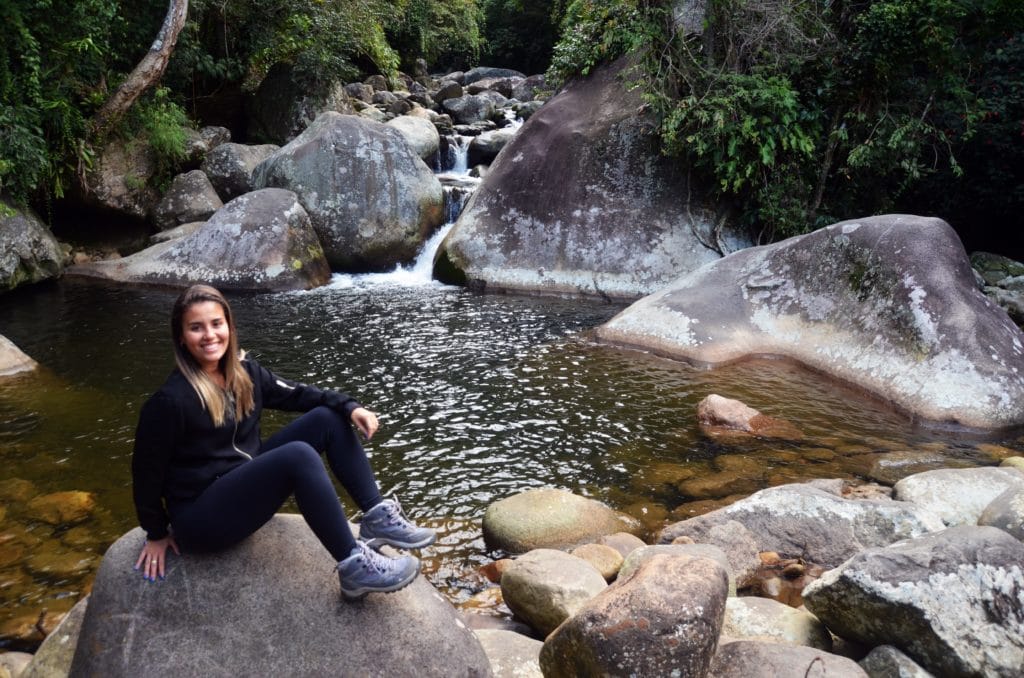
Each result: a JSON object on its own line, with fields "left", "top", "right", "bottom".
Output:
{"left": 131, "top": 284, "right": 435, "bottom": 600}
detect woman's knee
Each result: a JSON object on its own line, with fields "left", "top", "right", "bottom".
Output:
{"left": 271, "top": 440, "right": 322, "bottom": 468}
{"left": 307, "top": 405, "right": 347, "bottom": 430}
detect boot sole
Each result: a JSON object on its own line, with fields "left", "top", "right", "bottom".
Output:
{"left": 339, "top": 563, "right": 420, "bottom": 601}
{"left": 360, "top": 533, "right": 437, "bottom": 551}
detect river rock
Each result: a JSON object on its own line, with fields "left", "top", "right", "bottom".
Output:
{"left": 1, "top": 199, "right": 64, "bottom": 292}
{"left": 970, "top": 251, "right": 1024, "bottom": 285}
{"left": 0, "top": 335, "right": 37, "bottom": 377}
{"left": 851, "top": 450, "right": 963, "bottom": 485}
{"left": 80, "top": 139, "right": 160, "bottom": 220}
{"left": 659, "top": 482, "right": 944, "bottom": 568}
{"left": 803, "top": 525, "right": 1024, "bottom": 677}
{"left": 696, "top": 394, "right": 803, "bottom": 440}
{"left": 595, "top": 532, "right": 646, "bottom": 558}
{"left": 892, "top": 466, "right": 1024, "bottom": 526}
{"left": 253, "top": 112, "right": 443, "bottom": 271}
{"left": 474, "top": 629, "right": 542, "bottom": 678}
{"left": 20, "top": 597, "right": 87, "bottom": 678}
{"left": 386, "top": 115, "right": 441, "bottom": 161}
{"left": 1002, "top": 456, "right": 1024, "bottom": 472}
{"left": 435, "top": 56, "right": 749, "bottom": 300}
{"left": 467, "top": 77, "right": 520, "bottom": 98}
{"left": 978, "top": 485, "right": 1024, "bottom": 540}
{"left": 66, "top": 189, "right": 330, "bottom": 292}
{"left": 539, "top": 553, "right": 728, "bottom": 678}
{"left": 0, "top": 652, "right": 31, "bottom": 678}
{"left": 435, "top": 80, "right": 463, "bottom": 102}
{"left": 442, "top": 94, "right": 497, "bottom": 125}
{"left": 684, "top": 519, "right": 760, "bottom": 588}
{"left": 467, "top": 128, "right": 517, "bottom": 166}
{"left": 152, "top": 170, "right": 223, "bottom": 230}
{"left": 512, "top": 75, "right": 546, "bottom": 102}
{"left": 708, "top": 640, "right": 868, "bottom": 678}
{"left": 597, "top": 215, "right": 1024, "bottom": 428}
{"left": 247, "top": 63, "right": 355, "bottom": 144}
{"left": 499, "top": 549, "right": 607, "bottom": 636}
{"left": 70, "top": 515, "right": 491, "bottom": 676}
{"left": 463, "top": 67, "right": 526, "bottom": 85}
{"left": 569, "top": 543, "right": 623, "bottom": 581}
{"left": 344, "top": 82, "right": 374, "bottom": 103}
{"left": 858, "top": 645, "right": 936, "bottom": 678}
{"left": 722, "top": 596, "right": 832, "bottom": 650}
{"left": 621, "top": 544, "right": 736, "bottom": 596}
{"left": 28, "top": 491, "right": 95, "bottom": 525}
{"left": 201, "top": 143, "right": 280, "bottom": 200}
{"left": 482, "top": 488, "right": 640, "bottom": 553}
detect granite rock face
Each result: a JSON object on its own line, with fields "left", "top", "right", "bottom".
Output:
{"left": 201, "top": 143, "right": 280, "bottom": 201}
{"left": 254, "top": 112, "right": 443, "bottom": 271}
{"left": 540, "top": 553, "right": 729, "bottom": 678}
{"left": 70, "top": 516, "right": 492, "bottom": 677}
{"left": 597, "top": 215, "right": 1024, "bottom": 428}
{"left": 66, "top": 189, "right": 330, "bottom": 292}
{"left": 802, "top": 525, "right": 1024, "bottom": 677}
{"left": 892, "top": 466, "right": 1024, "bottom": 526}
{"left": 1, "top": 199, "right": 63, "bottom": 292}
{"left": 152, "top": 170, "right": 223, "bottom": 230}
{"left": 436, "top": 56, "right": 750, "bottom": 301}
{"left": 659, "top": 482, "right": 944, "bottom": 568}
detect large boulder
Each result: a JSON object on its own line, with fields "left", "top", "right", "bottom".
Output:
{"left": 978, "top": 485, "right": 1024, "bottom": 540}
{"left": 597, "top": 215, "right": 1024, "bottom": 428}
{"left": 892, "top": 466, "right": 1024, "bottom": 526}
{"left": 21, "top": 596, "right": 88, "bottom": 678}
{"left": 708, "top": 640, "right": 868, "bottom": 678}
{"left": 70, "top": 515, "right": 492, "bottom": 676}
{"left": 467, "top": 128, "right": 518, "bottom": 167}
{"left": 151, "top": 170, "right": 223, "bottom": 230}
{"left": 253, "top": 112, "right": 443, "bottom": 271}
{"left": 539, "top": 553, "right": 729, "bottom": 677}
{"left": 463, "top": 67, "right": 526, "bottom": 85}
{"left": 1, "top": 199, "right": 63, "bottom": 291}
{"left": 0, "top": 335, "right": 37, "bottom": 376}
{"left": 79, "top": 139, "right": 161, "bottom": 220}
{"left": 659, "top": 482, "right": 944, "bottom": 568}
{"left": 65, "top": 189, "right": 330, "bottom": 292}
{"left": 435, "top": 56, "right": 748, "bottom": 300}
{"left": 386, "top": 115, "right": 441, "bottom": 162}
{"left": 441, "top": 94, "right": 498, "bottom": 125}
{"left": 802, "top": 525, "right": 1024, "bottom": 677}
{"left": 201, "top": 143, "right": 280, "bottom": 201}
{"left": 482, "top": 488, "right": 640, "bottom": 553}
{"left": 247, "top": 63, "right": 355, "bottom": 144}
{"left": 499, "top": 549, "right": 607, "bottom": 636}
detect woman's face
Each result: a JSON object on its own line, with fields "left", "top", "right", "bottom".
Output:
{"left": 181, "top": 301, "right": 230, "bottom": 373}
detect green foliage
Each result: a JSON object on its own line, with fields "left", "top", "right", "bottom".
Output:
{"left": 131, "top": 86, "right": 190, "bottom": 179}
{"left": 480, "top": 0, "right": 561, "bottom": 74}
{"left": 387, "top": 0, "right": 483, "bottom": 72}
{"left": 546, "top": 0, "right": 651, "bottom": 89}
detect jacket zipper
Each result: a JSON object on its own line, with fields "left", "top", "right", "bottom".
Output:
{"left": 232, "top": 416, "right": 252, "bottom": 460}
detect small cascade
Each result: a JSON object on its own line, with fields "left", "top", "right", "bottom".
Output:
{"left": 439, "top": 135, "right": 472, "bottom": 175}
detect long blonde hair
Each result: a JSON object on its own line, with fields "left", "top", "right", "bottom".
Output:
{"left": 171, "top": 285, "right": 254, "bottom": 426}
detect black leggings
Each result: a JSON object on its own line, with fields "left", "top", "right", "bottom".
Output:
{"left": 168, "top": 407, "right": 382, "bottom": 561}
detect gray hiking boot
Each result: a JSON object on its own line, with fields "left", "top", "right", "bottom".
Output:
{"left": 337, "top": 542, "right": 419, "bottom": 601}
{"left": 358, "top": 496, "right": 436, "bottom": 550}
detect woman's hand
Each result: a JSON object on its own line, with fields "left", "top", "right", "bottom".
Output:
{"left": 350, "top": 407, "right": 379, "bottom": 440}
{"left": 135, "top": 535, "right": 180, "bottom": 581}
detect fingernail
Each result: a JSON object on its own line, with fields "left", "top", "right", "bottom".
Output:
{"left": 133, "top": 565, "right": 139, "bottom": 571}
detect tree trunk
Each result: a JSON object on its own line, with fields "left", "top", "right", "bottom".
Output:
{"left": 90, "top": 0, "right": 188, "bottom": 138}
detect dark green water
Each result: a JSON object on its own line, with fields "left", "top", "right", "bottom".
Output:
{"left": 2, "top": 277, "right": 1022, "bottom": 646}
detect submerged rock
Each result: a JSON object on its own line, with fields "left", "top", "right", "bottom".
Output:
{"left": 540, "top": 553, "right": 728, "bottom": 678}
{"left": 71, "top": 515, "right": 491, "bottom": 676}
{"left": 254, "top": 112, "right": 443, "bottom": 271}
{"left": 597, "top": 215, "right": 1024, "bottom": 429}
{"left": 803, "top": 525, "right": 1024, "bottom": 677}
{"left": 696, "top": 394, "right": 803, "bottom": 440}
{"left": 0, "top": 335, "right": 37, "bottom": 377}
{"left": 436, "top": 56, "right": 750, "bottom": 300}
{"left": 659, "top": 482, "right": 944, "bottom": 568}
{"left": 66, "top": 189, "right": 330, "bottom": 292}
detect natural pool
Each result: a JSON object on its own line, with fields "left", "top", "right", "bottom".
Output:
{"left": 2, "top": 274, "right": 1022, "bottom": 648}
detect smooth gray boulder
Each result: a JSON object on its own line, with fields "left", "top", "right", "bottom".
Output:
{"left": 499, "top": 549, "right": 606, "bottom": 636}
{"left": 463, "top": 67, "right": 526, "bottom": 85}
{"left": 152, "top": 170, "right": 223, "bottom": 230}
{"left": 597, "top": 214, "right": 1024, "bottom": 428}
{"left": 201, "top": 143, "right": 280, "bottom": 200}
{"left": 802, "top": 525, "right": 1024, "bottom": 677}
{"left": 467, "top": 128, "right": 517, "bottom": 167}
{"left": 473, "top": 629, "right": 542, "bottom": 678}
{"left": 659, "top": 483, "right": 944, "bottom": 568}
{"left": 21, "top": 596, "right": 88, "bottom": 678}
{"left": 722, "top": 596, "right": 833, "bottom": 650}
{"left": 0, "top": 335, "right": 38, "bottom": 377}
{"left": 386, "top": 115, "right": 441, "bottom": 161}
{"left": 441, "top": 94, "right": 497, "bottom": 125}
{"left": 66, "top": 189, "right": 330, "bottom": 292}
{"left": 893, "top": 466, "right": 1024, "bottom": 526}
{"left": 149, "top": 221, "right": 204, "bottom": 244}
{"left": 435, "top": 56, "right": 749, "bottom": 301}
{"left": 434, "top": 81, "right": 463, "bottom": 102}
{"left": 1, "top": 200, "right": 63, "bottom": 291}
{"left": 540, "top": 553, "right": 728, "bottom": 677}
{"left": 708, "top": 640, "right": 868, "bottom": 678}
{"left": 482, "top": 488, "right": 640, "bottom": 553}
{"left": 70, "top": 515, "right": 492, "bottom": 676}
{"left": 253, "top": 112, "right": 443, "bottom": 271}
{"left": 978, "top": 485, "right": 1024, "bottom": 540}
{"left": 859, "top": 645, "right": 936, "bottom": 678}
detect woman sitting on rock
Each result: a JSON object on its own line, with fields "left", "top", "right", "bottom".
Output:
{"left": 131, "top": 284, "right": 435, "bottom": 599}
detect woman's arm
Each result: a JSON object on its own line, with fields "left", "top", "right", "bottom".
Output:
{"left": 131, "top": 392, "right": 178, "bottom": 540}
{"left": 252, "top": 359, "right": 362, "bottom": 419}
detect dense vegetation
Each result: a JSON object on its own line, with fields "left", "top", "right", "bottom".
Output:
{"left": 2, "top": 0, "right": 1021, "bottom": 252}
{"left": 549, "top": 0, "right": 1024, "bottom": 249}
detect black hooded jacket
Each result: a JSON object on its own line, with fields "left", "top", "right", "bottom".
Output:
{"left": 132, "top": 357, "right": 360, "bottom": 540}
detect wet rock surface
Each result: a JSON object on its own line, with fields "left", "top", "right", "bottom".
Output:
{"left": 0, "top": 335, "right": 37, "bottom": 377}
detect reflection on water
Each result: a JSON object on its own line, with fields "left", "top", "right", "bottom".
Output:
{"left": 1, "top": 278, "right": 1022, "bottom": 645}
